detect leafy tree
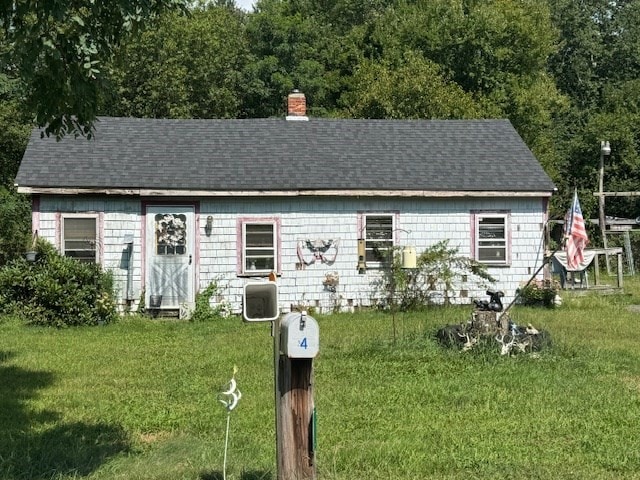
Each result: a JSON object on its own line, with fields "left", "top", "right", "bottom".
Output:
{"left": 0, "top": 100, "right": 31, "bottom": 186}
{"left": 104, "top": 5, "right": 250, "bottom": 119}
{"left": 0, "top": 0, "right": 187, "bottom": 137}
{"left": 343, "top": 51, "right": 486, "bottom": 119}
{"left": 546, "top": 0, "right": 640, "bottom": 219}
{"left": 0, "top": 186, "right": 30, "bottom": 266}
{"left": 245, "top": 0, "right": 362, "bottom": 117}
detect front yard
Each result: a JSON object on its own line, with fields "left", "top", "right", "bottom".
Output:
{"left": 1, "top": 280, "right": 640, "bottom": 479}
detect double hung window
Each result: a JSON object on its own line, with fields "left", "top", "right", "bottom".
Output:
{"left": 61, "top": 214, "right": 99, "bottom": 263}
{"left": 239, "top": 218, "right": 280, "bottom": 275}
{"left": 474, "top": 212, "right": 509, "bottom": 265}
{"left": 364, "top": 214, "right": 395, "bottom": 265}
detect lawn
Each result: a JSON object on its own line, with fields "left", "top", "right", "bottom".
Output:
{"left": 2, "top": 280, "right": 640, "bottom": 480}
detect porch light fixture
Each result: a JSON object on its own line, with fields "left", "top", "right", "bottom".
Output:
{"left": 205, "top": 215, "right": 213, "bottom": 236}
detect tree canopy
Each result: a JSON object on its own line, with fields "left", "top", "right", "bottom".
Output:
{"left": 0, "top": 0, "right": 187, "bottom": 137}
{"left": 3, "top": 0, "right": 640, "bottom": 228}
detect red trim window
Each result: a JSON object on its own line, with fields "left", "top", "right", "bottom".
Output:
{"left": 237, "top": 217, "right": 281, "bottom": 275}
{"left": 472, "top": 211, "right": 511, "bottom": 265}
{"left": 358, "top": 212, "right": 398, "bottom": 267}
{"left": 61, "top": 213, "right": 100, "bottom": 263}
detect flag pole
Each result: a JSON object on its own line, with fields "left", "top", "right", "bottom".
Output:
{"left": 502, "top": 236, "right": 564, "bottom": 315}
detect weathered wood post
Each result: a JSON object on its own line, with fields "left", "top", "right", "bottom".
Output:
{"left": 276, "top": 311, "right": 319, "bottom": 480}
{"left": 244, "top": 281, "right": 318, "bottom": 480}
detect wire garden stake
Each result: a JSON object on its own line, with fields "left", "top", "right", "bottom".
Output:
{"left": 219, "top": 366, "right": 242, "bottom": 480}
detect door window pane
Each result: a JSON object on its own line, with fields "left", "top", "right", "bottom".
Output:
{"left": 155, "top": 213, "right": 187, "bottom": 255}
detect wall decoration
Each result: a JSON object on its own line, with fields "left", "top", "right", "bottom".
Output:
{"left": 155, "top": 213, "right": 186, "bottom": 255}
{"left": 297, "top": 238, "right": 340, "bottom": 266}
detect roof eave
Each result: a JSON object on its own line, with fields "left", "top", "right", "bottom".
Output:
{"left": 16, "top": 186, "right": 555, "bottom": 198}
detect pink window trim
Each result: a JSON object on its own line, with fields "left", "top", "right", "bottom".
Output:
{"left": 31, "top": 195, "right": 40, "bottom": 238}
{"left": 356, "top": 210, "right": 402, "bottom": 241}
{"left": 236, "top": 216, "right": 282, "bottom": 276}
{"left": 55, "top": 212, "right": 104, "bottom": 264}
{"left": 470, "top": 210, "right": 512, "bottom": 265}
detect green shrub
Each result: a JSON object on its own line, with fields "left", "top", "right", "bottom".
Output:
{"left": 516, "top": 278, "right": 559, "bottom": 308}
{"left": 374, "top": 240, "right": 496, "bottom": 311}
{"left": 0, "top": 239, "right": 118, "bottom": 326}
{"left": 188, "top": 281, "right": 230, "bottom": 322}
{"left": 0, "top": 186, "right": 31, "bottom": 266}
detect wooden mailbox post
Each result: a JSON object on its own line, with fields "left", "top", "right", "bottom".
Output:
{"left": 244, "top": 282, "right": 318, "bottom": 480}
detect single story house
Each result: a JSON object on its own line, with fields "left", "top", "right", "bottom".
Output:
{"left": 15, "top": 92, "right": 556, "bottom": 315}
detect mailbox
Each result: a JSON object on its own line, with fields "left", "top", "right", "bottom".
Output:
{"left": 243, "top": 281, "right": 279, "bottom": 322}
{"left": 280, "top": 311, "right": 319, "bottom": 358}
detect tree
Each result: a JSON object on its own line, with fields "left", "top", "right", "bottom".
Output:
{"left": 104, "top": 5, "right": 250, "bottom": 119}
{"left": 342, "top": 51, "right": 486, "bottom": 119}
{"left": 0, "top": 0, "right": 187, "bottom": 137}
{"left": 0, "top": 186, "right": 31, "bottom": 266}
{"left": 546, "top": 0, "right": 640, "bottom": 220}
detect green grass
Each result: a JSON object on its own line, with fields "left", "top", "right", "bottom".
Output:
{"left": 2, "top": 279, "right": 640, "bottom": 479}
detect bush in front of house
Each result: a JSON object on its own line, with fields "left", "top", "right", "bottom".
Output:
{"left": 516, "top": 279, "right": 559, "bottom": 308}
{"left": 374, "top": 240, "right": 496, "bottom": 311}
{"left": 0, "top": 239, "right": 118, "bottom": 327}
{"left": 188, "top": 280, "right": 231, "bottom": 322}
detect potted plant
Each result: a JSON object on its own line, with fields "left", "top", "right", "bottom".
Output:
{"left": 25, "top": 231, "right": 38, "bottom": 262}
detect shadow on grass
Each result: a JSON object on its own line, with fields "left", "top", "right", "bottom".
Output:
{"left": 200, "top": 470, "right": 273, "bottom": 480}
{"left": 0, "top": 351, "right": 130, "bottom": 479}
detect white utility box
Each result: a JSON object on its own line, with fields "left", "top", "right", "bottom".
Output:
{"left": 243, "top": 281, "right": 279, "bottom": 322}
{"left": 280, "top": 311, "right": 319, "bottom": 358}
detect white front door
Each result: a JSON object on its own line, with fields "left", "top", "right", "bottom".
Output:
{"left": 145, "top": 205, "right": 195, "bottom": 310}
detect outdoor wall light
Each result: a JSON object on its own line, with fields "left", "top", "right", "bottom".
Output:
{"left": 205, "top": 216, "right": 213, "bottom": 236}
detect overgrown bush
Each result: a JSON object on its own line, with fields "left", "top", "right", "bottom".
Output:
{"left": 374, "top": 240, "right": 496, "bottom": 311}
{"left": 188, "top": 280, "right": 230, "bottom": 322}
{"left": 0, "top": 239, "right": 118, "bottom": 326}
{"left": 516, "top": 278, "right": 559, "bottom": 308}
{"left": 0, "top": 186, "right": 31, "bottom": 266}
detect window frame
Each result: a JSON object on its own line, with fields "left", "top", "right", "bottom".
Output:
{"left": 237, "top": 217, "right": 281, "bottom": 276}
{"left": 360, "top": 212, "right": 398, "bottom": 267}
{"left": 472, "top": 211, "right": 511, "bottom": 266}
{"left": 60, "top": 213, "right": 100, "bottom": 264}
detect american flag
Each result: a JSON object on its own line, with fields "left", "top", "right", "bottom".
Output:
{"left": 564, "top": 189, "right": 589, "bottom": 269}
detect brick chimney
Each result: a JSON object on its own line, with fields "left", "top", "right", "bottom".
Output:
{"left": 286, "top": 90, "right": 308, "bottom": 121}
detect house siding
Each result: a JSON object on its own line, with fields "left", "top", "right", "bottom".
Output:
{"left": 34, "top": 195, "right": 547, "bottom": 314}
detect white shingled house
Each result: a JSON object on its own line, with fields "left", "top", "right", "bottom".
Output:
{"left": 15, "top": 92, "right": 556, "bottom": 315}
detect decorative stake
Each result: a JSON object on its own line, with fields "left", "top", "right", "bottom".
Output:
{"left": 219, "top": 366, "right": 241, "bottom": 480}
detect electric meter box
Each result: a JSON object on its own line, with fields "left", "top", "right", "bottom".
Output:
{"left": 243, "top": 281, "right": 279, "bottom": 322}
{"left": 280, "top": 311, "right": 319, "bottom": 358}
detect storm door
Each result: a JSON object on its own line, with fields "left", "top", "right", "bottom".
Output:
{"left": 145, "top": 205, "right": 195, "bottom": 310}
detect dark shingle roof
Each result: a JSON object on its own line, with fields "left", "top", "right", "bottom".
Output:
{"left": 15, "top": 117, "right": 555, "bottom": 193}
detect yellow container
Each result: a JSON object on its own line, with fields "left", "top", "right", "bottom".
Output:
{"left": 402, "top": 245, "right": 417, "bottom": 269}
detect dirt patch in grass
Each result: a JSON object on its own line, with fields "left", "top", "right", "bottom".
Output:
{"left": 137, "top": 431, "right": 172, "bottom": 445}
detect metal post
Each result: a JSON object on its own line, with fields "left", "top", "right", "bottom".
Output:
{"left": 599, "top": 141, "right": 611, "bottom": 273}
